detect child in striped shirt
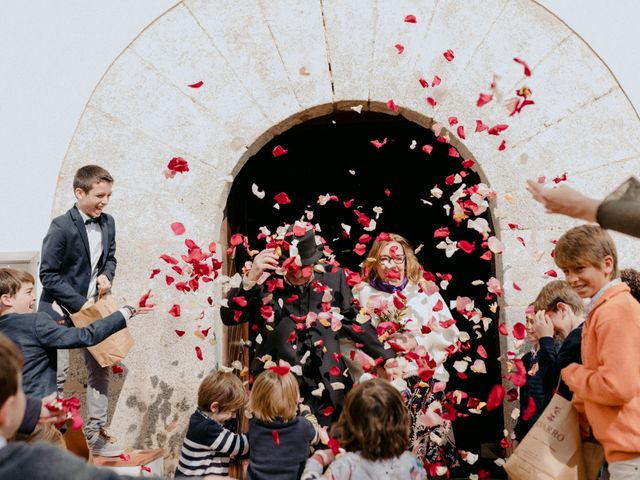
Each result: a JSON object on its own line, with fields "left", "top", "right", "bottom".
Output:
{"left": 175, "top": 370, "right": 249, "bottom": 477}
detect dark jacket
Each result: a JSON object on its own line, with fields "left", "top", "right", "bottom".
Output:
{"left": 247, "top": 416, "right": 315, "bottom": 480}
{"left": 39, "top": 205, "right": 117, "bottom": 318}
{"left": 0, "top": 310, "right": 125, "bottom": 397}
{"left": 514, "top": 350, "right": 546, "bottom": 441}
{"left": 220, "top": 266, "right": 392, "bottom": 424}
{"left": 597, "top": 198, "right": 640, "bottom": 239}
{"left": 18, "top": 397, "right": 42, "bottom": 434}
{"left": 538, "top": 324, "right": 583, "bottom": 403}
{"left": 0, "top": 441, "right": 156, "bottom": 480}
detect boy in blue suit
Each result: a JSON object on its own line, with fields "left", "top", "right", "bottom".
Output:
{"left": 38, "top": 165, "right": 122, "bottom": 456}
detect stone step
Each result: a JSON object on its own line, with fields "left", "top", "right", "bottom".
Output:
{"left": 93, "top": 448, "right": 164, "bottom": 477}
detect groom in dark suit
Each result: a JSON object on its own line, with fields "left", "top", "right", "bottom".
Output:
{"left": 38, "top": 165, "right": 122, "bottom": 456}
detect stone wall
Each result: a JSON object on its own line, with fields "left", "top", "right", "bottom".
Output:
{"left": 54, "top": 0, "right": 640, "bottom": 473}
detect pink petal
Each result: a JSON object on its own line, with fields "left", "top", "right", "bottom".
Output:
{"left": 171, "top": 222, "right": 186, "bottom": 236}
{"left": 476, "top": 93, "right": 493, "bottom": 107}
{"left": 387, "top": 99, "right": 398, "bottom": 112}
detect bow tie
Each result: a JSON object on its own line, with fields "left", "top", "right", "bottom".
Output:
{"left": 84, "top": 216, "right": 101, "bottom": 225}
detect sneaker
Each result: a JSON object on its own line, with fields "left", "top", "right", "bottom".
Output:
{"left": 88, "top": 427, "right": 124, "bottom": 457}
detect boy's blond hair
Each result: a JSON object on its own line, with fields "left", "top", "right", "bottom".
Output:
{"left": 0, "top": 268, "right": 35, "bottom": 298}
{"left": 532, "top": 280, "right": 584, "bottom": 315}
{"left": 197, "top": 371, "right": 245, "bottom": 413}
{"left": 554, "top": 225, "right": 619, "bottom": 278}
{"left": 249, "top": 370, "right": 299, "bottom": 422}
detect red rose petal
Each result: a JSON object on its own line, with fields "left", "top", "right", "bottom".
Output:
{"left": 328, "top": 437, "right": 340, "bottom": 454}
{"left": 418, "top": 78, "right": 428, "bottom": 88}
{"left": 175, "top": 329, "right": 185, "bottom": 337}
{"left": 448, "top": 116, "right": 458, "bottom": 126}
{"left": 512, "top": 282, "right": 521, "bottom": 291}
{"left": 160, "top": 254, "right": 179, "bottom": 265}
{"left": 426, "top": 97, "right": 436, "bottom": 107}
{"left": 404, "top": 14, "right": 417, "bottom": 23}
{"left": 512, "top": 322, "right": 526, "bottom": 340}
{"left": 522, "top": 396, "right": 537, "bottom": 420}
{"left": 422, "top": 144, "right": 433, "bottom": 155}
{"left": 498, "top": 140, "right": 506, "bottom": 151}
{"left": 329, "top": 366, "right": 341, "bottom": 377}
{"left": 232, "top": 296, "right": 248, "bottom": 307}
{"left": 394, "top": 44, "right": 405, "bottom": 54}
{"left": 353, "top": 243, "right": 366, "bottom": 256}
{"left": 195, "top": 346, "right": 203, "bottom": 361}
{"left": 387, "top": 99, "right": 398, "bottom": 112}
{"left": 271, "top": 430, "right": 281, "bottom": 446}
{"left": 457, "top": 125, "right": 466, "bottom": 139}
{"left": 187, "top": 81, "right": 204, "bottom": 89}
{"left": 323, "top": 406, "right": 335, "bottom": 417}
{"left": 384, "top": 188, "right": 391, "bottom": 197}
{"left": 458, "top": 240, "right": 475, "bottom": 254}
{"left": 477, "top": 92, "right": 493, "bottom": 107}
{"left": 274, "top": 192, "right": 291, "bottom": 205}
{"left": 544, "top": 269, "right": 558, "bottom": 278}
{"left": 498, "top": 323, "right": 508, "bottom": 336}
{"left": 138, "top": 290, "right": 152, "bottom": 308}
{"left": 434, "top": 227, "right": 450, "bottom": 238}
{"left": 514, "top": 57, "right": 532, "bottom": 76}
{"left": 272, "top": 145, "right": 288, "bottom": 157}
{"left": 488, "top": 124, "right": 509, "bottom": 135}
{"left": 171, "top": 222, "right": 186, "bottom": 236}
{"left": 443, "top": 49, "right": 455, "bottom": 61}
{"left": 486, "top": 384, "right": 505, "bottom": 411}
{"left": 269, "top": 365, "right": 290, "bottom": 376}
{"left": 111, "top": 364, "right": 124, "bottom": 374}
{"left": 475, "top": 120, "right": 488, "bottom": 132}
{"left": 477, "top": 345, "right": 488, "bottom": 358}
{"left": 167, "top": 157, "right": 189, "bottom": 175}
{"left": 431, "top": 75, "right": 441, "bottom": 87}
{"left": 448, "top": 147, "right": 460, "bottom": 158}
{"left": 149, "top": 269, "right": 160, "bottom": 279}
{"left": 169, "top": 304, "right": 181, "bottom": 317}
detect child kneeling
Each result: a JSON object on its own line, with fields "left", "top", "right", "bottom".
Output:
{"left": 302, "top": 378, "right": 426, "bottom": 479}
{"left": 175, "top": 370, "right": 249, "bottom": 477}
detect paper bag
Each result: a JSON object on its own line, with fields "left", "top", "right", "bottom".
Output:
{"left": 505, "top": 394, "right": 586, "bottom": 480}
{"left": 70, "top": 294, "right": 134, "bottom": 367}
{"left": 63, "top": 421, "right": 93, "bottom": 463}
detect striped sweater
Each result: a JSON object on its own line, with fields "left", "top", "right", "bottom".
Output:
{"left": 175, "top": 409, "right": 249, "bottom": 477}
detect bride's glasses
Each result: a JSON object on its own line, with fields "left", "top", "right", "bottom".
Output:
{"left": 378, "top": 255, "right": 405, "bottom": 265}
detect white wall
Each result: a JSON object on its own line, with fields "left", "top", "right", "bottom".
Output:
{"left": 0, "top": 0, "right": 638, "bottom": 253}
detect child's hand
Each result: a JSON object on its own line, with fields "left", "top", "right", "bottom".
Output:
{"left": 299, "top": 403, "right": 311, "bottom": 416}
{"left": 311, "top": 449, "right": 335, "bottom": 468}
{"left": 97, "top": 274, "right": 112, "bottom": 295}
{"left": 39, "top": 393, "right": 69, "bottom": 425}
{"left": 532, "top": 310, "right": 554, "bottom": 338}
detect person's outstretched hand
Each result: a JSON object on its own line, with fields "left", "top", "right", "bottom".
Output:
{"left": 526, "top": 180, "right": 600, "bottom": 222}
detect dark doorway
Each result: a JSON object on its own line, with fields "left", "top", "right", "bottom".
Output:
{"left": 226, "top": 111, "right": 505, "bottom": 476}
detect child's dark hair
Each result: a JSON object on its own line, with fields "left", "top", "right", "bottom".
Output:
{"left": 0, "top": 268, "right": 35, "bottom": 298}
{"left": 331, "top": 378, "right": 410, "bottom": 461}
{"left": 198, "top": 370, "right": 245, "bottom": 413}
{"left": 73, "top": 165, "right": 114, "bottom": 193}
{"left": 0, "top": 334, "right": 23, "bottom": 406}
{"left": 621, "top": 268, "right": 640, "bottom": 302}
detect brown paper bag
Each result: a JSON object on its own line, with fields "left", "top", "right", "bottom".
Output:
{"left": 70, "top": 294, "right": 134, "bottom": 367}
{"left": 582, "top": 441, "right": 605, "bottom": 480}
{"left": 505, "top": 394, "right": 586, "bottom": 480}
{"left": 63, "top": 421, "right": 93, "bottom": 463}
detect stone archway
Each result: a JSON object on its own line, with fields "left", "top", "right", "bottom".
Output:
{"left": 52, "top": 0, "right": 640, "bottom": 473}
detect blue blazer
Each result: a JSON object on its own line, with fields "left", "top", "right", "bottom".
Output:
{"left": 39, "top": 205, "right": 117, "bottom": 318}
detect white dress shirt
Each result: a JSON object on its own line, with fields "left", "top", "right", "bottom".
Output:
{"left": 77, "top": 208, "right": 103, "bottom": 299}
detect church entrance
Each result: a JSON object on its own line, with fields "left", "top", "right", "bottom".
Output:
{"left": 225, "top": 110, "right": 506, "bottom": 476}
